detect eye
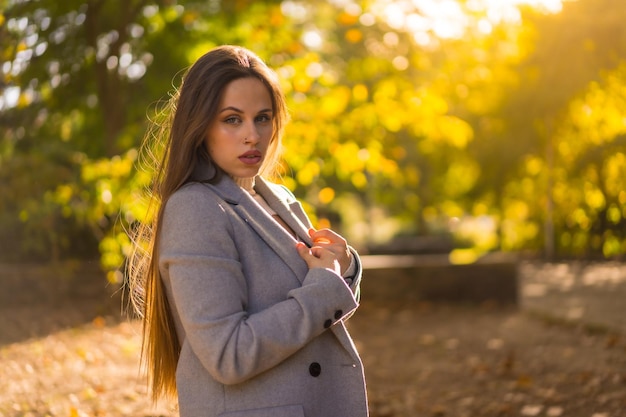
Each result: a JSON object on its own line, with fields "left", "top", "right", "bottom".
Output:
{"left": 256, "top": 113, "right": 272, "bottom": 123}
{"left": 224, "top": 116, "right": 241, "bottom": 125}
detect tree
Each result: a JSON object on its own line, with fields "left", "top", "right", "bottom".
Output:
{"left": 481, "top": 0, "right": 626, "bottom": 257}
{"left": 3, "top": 0, "right": 626, "bottom": 271}
{"left": 0, "top": 0, "right": 284, "bottom": 265}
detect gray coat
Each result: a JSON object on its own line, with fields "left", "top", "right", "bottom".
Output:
{"left": 158, "top": 173, "right": 368, "bottom": 417}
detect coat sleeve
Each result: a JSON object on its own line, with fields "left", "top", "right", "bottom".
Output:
{"left": 346, "top": 247, "right": 363, "bottom": 303}
{"left": 158, "top": 185, "right": 359, "bottom": 385}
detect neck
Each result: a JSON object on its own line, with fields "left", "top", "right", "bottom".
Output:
{"left": 233, "top": 176, "right": 256, "bottom": 195}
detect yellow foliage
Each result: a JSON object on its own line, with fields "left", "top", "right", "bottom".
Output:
{"left": 602, "top": 235, "right": 622, "bottom": 258}
{"left": 607, "top": 204, "right": 622, "bottom": 225}
{"left": 17, "top": 91, "right": 31, "bottom": 108}
{"left": 337, "top": 12, "right": 359, "bottom": 26}
{"left": 422, "top": 206, "right": 437, "bottom": 222}
{"left": 380, "top": 159, "right": 398, "bottom": 176}
{"left": 55, "top": 184, "right": 73, "bottom": 204}
{"left": 163, "top": 5, "right": 181, "bottom": 22}
{"left": 60, "top": 118, "right": 72, "bottom": 142}
{"left": 440, "top": 200, "right": 463, "bottom": 217}
{"left": 182, "top": 11, "right": 199, "bottom": 26}
{"left": 473, "top": 202, "right": 489, "bottom": 216}
{"left": 107, "top": 270, "right": 123, "bottom": 285}
{"left": 504, "top": 200, "right": 529, "bottom": 221}
{"left": 604, "top": 152, "right": 626, "bottom": 196}
{"left": 296, "top": 160, "right": 320, "bottom": 185}
{"left": 584, "top": 186, "right": 605, "bottom": 210}
{"left": 449, "top": 248, "right": 480, "bottom": 265}
{"left": 374, "top": 79, "right": 398, "bottom": 100}
{"left": 436, "top": 115, "right": 474, "bottom": 148}
{"left": 404, "top": 165, "right": 420, "bottom": 187}
{"left": 520, "top": 178, "right": 535, "bottom": 197}
{"left": 525, "top": 156, "right": 543, "bottom": 176}
{"left": 352, "top": 84, "right": 368, "bottom": 102}
{"left": 82, "top": 154, "right": 134, "bottom": 182}
{"left": 320, "top": 86, "right": 351, "bottom": 117}
{"left": 345, "top": 29, "right": 363, "bottom": 43}
{"left": 318, "top": 187, "right": 335, "bottom": 204}
{"left": 187, "top": 41, "right": 218, "bottom": 64}
{"left": 334, "top": 141, "right": 365, "bottom": 174}
{"left": 270, "top": 8, "right": 284, "bottom": 26}
{"left": 444, "top": 160, "right": 479, "bottom": 196}
{"left": 379, "top": 109, "right": 403, "bottom": 132}
{"left": 390, "top": 146, "right": 406, "bottom": 160}
{"left": 316, "top": 217, "right": 331, "bottom": 230}
{"left": 351, "top": 171, "right": 368, "bottom": 189}
{"left": 278, "top": 175, "right": 297, "bottom": 192}
{"left": 414, "top": 88, "right": 449, "bottom": 115}
{"left": 293, "top": 75, "right": 312, "bottom": 93}
{"left": 571, "top": 208, "right": 590, "bottom": 230}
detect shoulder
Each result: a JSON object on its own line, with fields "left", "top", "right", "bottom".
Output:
{"left": 158, "top": 183, "right": 241, "bottom": 260}
{"left": 167, "top": 182, "right": 222, "bottom": 207}
{"left": 163, "top": 182, "right": 229, "bottom": 223}
{"left": 159, "top": 182, "right": 234, "bottom": 251}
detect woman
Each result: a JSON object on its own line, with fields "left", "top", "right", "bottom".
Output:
{"left": 128, "top": 45, "right": 368, "bottom": 417}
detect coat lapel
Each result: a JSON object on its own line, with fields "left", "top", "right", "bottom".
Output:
{"left": 202, "top": 175, "right": 310, "bottom": 282}
{"left": 253, "top": 177, "right": 314, "bottom": 246}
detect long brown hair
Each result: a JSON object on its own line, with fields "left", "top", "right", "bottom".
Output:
{"left": 128, "top": 45, "right": 289, "bottom": 402}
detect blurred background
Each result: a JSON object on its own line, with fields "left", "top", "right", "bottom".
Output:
{"left": 1, "top": 0, "right": 626, "bottom": 281}
{"left": 3, "top": 2, "right": 626, "bottom": 416}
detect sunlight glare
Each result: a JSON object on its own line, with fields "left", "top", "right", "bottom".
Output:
{"left": 302, "top": 30, "right": 323, "bottom": 49}
{"left": 372, "top": 0, "right": 568, "bottom": 46}
{"left": 382, "top": 3, "right": 408, "bottom": 30}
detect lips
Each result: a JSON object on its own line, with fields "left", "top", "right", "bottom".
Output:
{"left": 239, "top": 150, "right": 262, "bottom": 165}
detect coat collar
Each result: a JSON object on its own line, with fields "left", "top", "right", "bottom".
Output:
{"left": 198, "top": 174, "right": 313, "bottom": 281}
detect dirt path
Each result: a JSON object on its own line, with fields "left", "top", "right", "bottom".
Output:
{"left": 2, "top": 260, "right": 626, "bottom": 416}
{"left": 1, "top": 299, "right": 625, "bottom": 417}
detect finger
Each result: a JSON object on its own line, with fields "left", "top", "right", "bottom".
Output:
{"left": 296, "top": 242, "right": 312, "bottom": 258}
{"left": 298, "top": 242, "right": 328, "bottom": 259}
{"left": 314, "top": 237, "right": 332, "bottom": 245}
{"left": 308, "top": 228, "right": 330, "bottom": 245}
{"left": 309, "top": 228, "right": 342, "bottom": 245}
{"left": 310, "top": 246, "right": 325, "bottom": 258}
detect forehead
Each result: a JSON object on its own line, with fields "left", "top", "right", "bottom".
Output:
{"left": 219, "top": 77, "right": 273, "bottom": 108}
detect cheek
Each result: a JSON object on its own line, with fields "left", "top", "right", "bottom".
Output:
{"left": 205, "top": 127, "right": 227, "bottom": 155}
{"left": 261, "top": 125, "right": 274, "bottom": 142}
{"left": 203, "top": 136, "right": 214, "bottom": 157}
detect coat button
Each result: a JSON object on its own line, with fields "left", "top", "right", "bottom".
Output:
{"left": 323, "top": 319, "right": 332, "bottom": 329}
{"left": 309, "top": 362, "right": 321, "bottom": 377}
{"left": 334, "top": 309, "right": 343, "bottom": 320}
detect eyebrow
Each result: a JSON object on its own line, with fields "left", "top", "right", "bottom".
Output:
{"left": 219, "top": 106, "right": 273, "bottom": 114}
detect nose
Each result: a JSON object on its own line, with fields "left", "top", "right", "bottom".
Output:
{"left": 245, "top": 122, "right": 261, "bottom": 145}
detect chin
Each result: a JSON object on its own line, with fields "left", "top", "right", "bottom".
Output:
{"left": 234, "top": 168, "right": 261, "bottom": 178}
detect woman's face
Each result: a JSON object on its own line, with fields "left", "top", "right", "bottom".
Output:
{"left": 205, "top": 77, "right": 274, "bottom": 179}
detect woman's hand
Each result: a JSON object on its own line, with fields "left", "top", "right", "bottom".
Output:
{"left": 306, "top": 228, "right": 352, "bottom": 274}
{"left": 296, "top": 242, "right": 341, "bottom": 275}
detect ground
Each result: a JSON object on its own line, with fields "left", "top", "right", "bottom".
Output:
{"left": 1, "top": 263, "right": 625, "bottom": 417}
